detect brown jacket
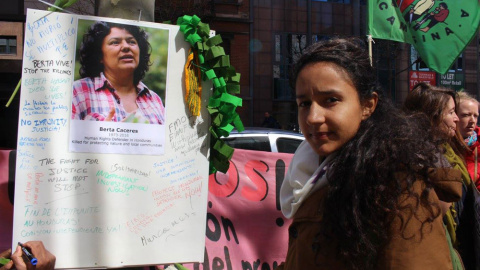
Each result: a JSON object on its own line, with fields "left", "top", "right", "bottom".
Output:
{"left": 278, "top": 167, "right": 462, "bottom": 270}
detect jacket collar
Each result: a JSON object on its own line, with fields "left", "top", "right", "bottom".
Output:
{"left": 94, "top": 72, "right": 151, "bottom": 98}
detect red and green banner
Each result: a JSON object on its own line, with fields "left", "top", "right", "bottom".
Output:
{"left": 368, "top": 0, "right": 480, "bottom": 74}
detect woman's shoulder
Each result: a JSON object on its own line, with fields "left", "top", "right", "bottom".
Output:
{"left": 72, "top": 76, "right": 97, "bottom": 89}
{"left": 139, "top": 83, "right": 164, "bottom": 104}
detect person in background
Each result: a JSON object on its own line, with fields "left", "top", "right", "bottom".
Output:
{"left": 0, "top": 241, "right": 55, "bottom": 270}
{"left": 456, "top": 91, "right": 480, "bottom": 190}
{"left": 261, "top": 112, "right": 280, "bottom": 129}
{"left": 278, "top": 37, "right": 462, "bottom": 269}
{"left": 72, "top": 21, "right": 165, "bottom": 124}
{"left": 403, "top": 83, "right": 476, "bottom": 270}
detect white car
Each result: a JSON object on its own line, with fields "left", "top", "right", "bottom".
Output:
{"left": 221, "top": 127, "right": 304, "bottom": 153}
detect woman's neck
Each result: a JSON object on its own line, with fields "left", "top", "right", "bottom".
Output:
{"left": 103, "top": 71, "right": 135, "bottom": 94}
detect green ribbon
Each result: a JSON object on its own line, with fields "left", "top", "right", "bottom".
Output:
{"left": 174, "top": 263, "right": 191, "bottom": 270}
{"left": 0, "top": 258, "right": 11, "bottom": 266}
{"left": 177, "top": 15, "right": 244, "bottom": 174}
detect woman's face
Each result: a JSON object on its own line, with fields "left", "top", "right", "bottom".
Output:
{"left": 442, "top": 96, "right": 459, "bottom": 137}
{"left": 457, "top": 100, "right": 479, "bottom": 138}
{"left": 296, "top": 62, "right": 374, "bottom": 157}
{"left": 101, "top": 27, "right": 140, "bottom": 75}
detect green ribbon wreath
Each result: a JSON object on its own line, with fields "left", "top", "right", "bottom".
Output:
{"left": 177, "top": 15, "right": 244, "bottom": 174}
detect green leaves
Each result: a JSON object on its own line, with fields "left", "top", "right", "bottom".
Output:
{"left": 47, "top": 0, "right": 79, "bottom": 12}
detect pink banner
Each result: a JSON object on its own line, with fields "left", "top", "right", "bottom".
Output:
{"left": 186, "top": 149, "right": 293, "bottom": 270}
{"left": 0, "top": 149, "right": 14, "bottom": 251}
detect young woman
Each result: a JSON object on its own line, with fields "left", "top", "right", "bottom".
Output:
{"left": 404, "top": 84, "right": 476, "bottom": 270}
{"left": 456, "top": 91, "right": 480, "bottom": 190}
{"left": 278, "top": 38, "right": 462, "bottom": 269}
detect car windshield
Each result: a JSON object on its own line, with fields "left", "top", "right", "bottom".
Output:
{"left": 221, "top": 129, "right": 304, "bottom": 153}
{"left": 222, "top": 136, "right": 272, "bottom": 152}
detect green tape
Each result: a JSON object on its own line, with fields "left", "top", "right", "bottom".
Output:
{"left": 196, "top": 42, "right": 205, "bottom": 52}
{"left": 197, "top": 22, "right": 211, "bottom": 37}
{"left": 211, "top": 155, "right": 229, "bottom": 173}
{"left": 230, "top": 73, "right": 241, "bottom": 83}
{"left": 216, "top": 85, "right": 227, "bottom": 94}
{"left": 207, "top": 107, "right": 219, "bottom": 114}
{"left": 220, "top": 93, "right": 242, "bottom": 107}
{"left": 209, "top": 127, "right": 219, "bottom": 139}
{"left": 214, "top": 140, "right": 234, "bottom": 159}
{"left": 186, "top": 34, "right": 202, "bottom": 46}
{"left": 233, "top": 114, "right": 245, "bottom": 132}
{"left": 218, "top": 124, "right": 234, "bottom": 137}
{"left": 209, "top": 97, "right": 221, "bottom": 107}
{"left": 219, "top": 77, "right": 226, "bottom": 87}
{"left": 205, "top": 69, "right": 217, "bottom": 80}
{"left": 205, "top": 46, "right": 225, "bottom": 61}
{"left": 192, "top": 15, "right": 201, "bottom": 25}
{"left": 213, "top": 78, "right": 221, "bottom": 88}
{"left": 225, "top": 66, "right": 237, "bottom": 77}
{"left": 227, "top": 83, "right": 240, "bottom": 94}
{"left": 210, "top": 55, "right": 230, "bottom": 68}
{"left": 178, "top": 15, "right": 244, "bottom": 173}
{"left": 198, "top": 54, "right": 205, "bottom": 64}
{"left": 0, "top": 258, "right": 11, "bottom": 266}
{"left": 179, "top": 15, "right": 192, "bottom": 23}
{"left": 206, "top": 35, "right": 223, "bottom": 47}
{"left": 212, "top": 114, "right": 223, "bottom": 126}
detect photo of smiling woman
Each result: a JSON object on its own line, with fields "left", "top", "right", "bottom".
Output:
{"left": 71, "top": 21, "right": 167, "bottom": 124}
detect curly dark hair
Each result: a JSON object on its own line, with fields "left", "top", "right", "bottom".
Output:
{"left": 404, "top": 82, "right": 467, "bottom": 156}
{"left": 79, "top": 21, "right": 152, "bottom": 86}
{"left": 290, "top": 37, "right": 441, "bottom": 269}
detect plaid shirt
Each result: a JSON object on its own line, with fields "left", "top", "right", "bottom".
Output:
{"left": 72, "top": 73, "right": 165, "bottom": 124}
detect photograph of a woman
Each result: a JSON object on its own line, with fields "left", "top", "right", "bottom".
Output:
{"left": 71, "top": 21, "right": 167, "bottom": 124}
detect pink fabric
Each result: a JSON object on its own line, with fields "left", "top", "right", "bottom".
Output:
{"left": 184, "top": 149, "right": 294, "bottom": 269}
{"left": 0, "top": 149, "right": 14, "bottom": 251}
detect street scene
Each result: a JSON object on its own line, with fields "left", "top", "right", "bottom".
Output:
{"left": 0, "top": 0, "right": 479, "bottom": 269}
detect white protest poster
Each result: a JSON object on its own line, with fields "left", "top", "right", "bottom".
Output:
{"left": 13, "top": 9, "right": 211, "bottom": 268}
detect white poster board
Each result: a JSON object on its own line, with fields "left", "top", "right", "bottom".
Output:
{"left": 13, "top": 9, "right": 211, "bottom": 268}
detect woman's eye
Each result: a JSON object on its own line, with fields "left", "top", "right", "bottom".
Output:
{"left": 128, "top": 40, "right": 137, "bottom": 45}
{"left": 326, "top": 97, "right": 339, "bottom": 103}
{"left": 297, "top": 101, "right": 311, "bottom": 107}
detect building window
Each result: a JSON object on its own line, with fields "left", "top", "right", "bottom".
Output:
{"left": 0, "top": 36, "right": 17, "bottom": 55}
{"left": 273, "top": 33, "right": 307, "bottom": 101}
{"left": 273, "top": 34, "right": 331, "bottom": 101}
{"left": 449, "top": 54, "right": 463, "bottom": 72}
{"left": 0, "top": 22, "right": 23, "bottom": 60}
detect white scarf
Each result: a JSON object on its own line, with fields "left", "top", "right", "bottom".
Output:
{"left": 280, "top": 140, "right": 333, "bottom": 218}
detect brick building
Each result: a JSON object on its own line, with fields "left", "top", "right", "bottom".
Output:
{"left": 207, "top": 0, "right": 479, "bottom": 129}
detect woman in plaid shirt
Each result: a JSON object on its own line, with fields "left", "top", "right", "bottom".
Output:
{"left": 72, "top": 21, "right": 165, "bottom": 124}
